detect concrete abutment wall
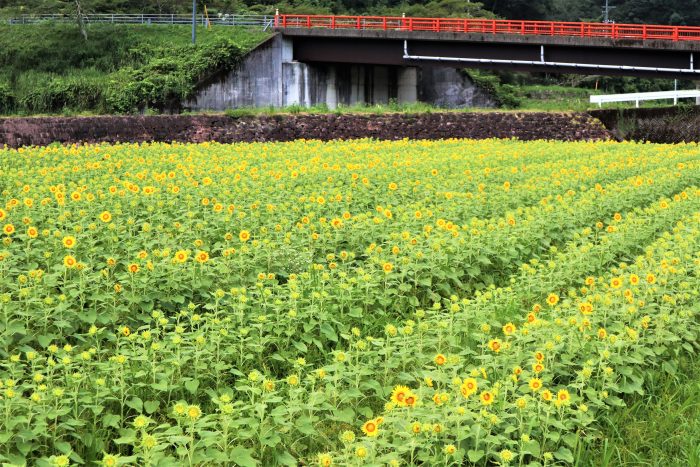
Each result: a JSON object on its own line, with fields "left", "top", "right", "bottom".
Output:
{"left": 185, "top": 35, "right": 495, "bottom": 111}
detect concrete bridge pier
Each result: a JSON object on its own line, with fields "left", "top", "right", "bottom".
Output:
{"left": 185, "top": 35, "right": 495, "bottom": 111}
{"left": 349, "top": 66, "right": 365, "bottom": 105}
{"left": 398, "top": 67, "right": 418, "bottom": 104}
{"left": 325, "top": 66, "right": 338, "bottom": 109}
{"left": 370, "top": 66, "right": 390, "bottom": 104}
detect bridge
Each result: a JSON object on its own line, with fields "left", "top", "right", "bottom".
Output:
{"left": 14, "top": 13, "right": 699, "bottom": 80}
{"left": 98, "top": 13, "right": 695, "bottom": 110}
{"left": 275, "top": 15, "right": 700, "bottom": 80}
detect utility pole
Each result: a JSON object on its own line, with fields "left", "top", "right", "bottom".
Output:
{"left": 192, "top": 0, "right": 196, "bottom": 43}
{"left": 603, "top": 0, "right": 616, "bottom": 23}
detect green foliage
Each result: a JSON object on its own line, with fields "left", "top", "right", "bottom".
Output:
{"left": 16, "top": 73, "right": 106, "bottom": 113}
{"left": 224, "top": 107, "right": 258, "bottom": 118}
{"left": 481, "top": 0, "right": 553, "bottom": 20}
{"left": 580, "top": 352, "right": 700, "bottom": 465}
{"left": 468, "top": 70, "right": 522, "bottom": 108}
{"left": 0, "top": 24, "right": 267, "bottom": 115}
{"left": 1, "top": 140, "right": 700, "bottom": 464}
{"left": 0, "top": 81, "right": 14, "bottom": 113}
{"left": 105, "top": 38, "right": 248, "bottom": 112}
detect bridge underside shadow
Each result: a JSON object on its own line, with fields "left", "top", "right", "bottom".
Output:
{"left": 288, "top": 29, "right": 700, "bottom": 80}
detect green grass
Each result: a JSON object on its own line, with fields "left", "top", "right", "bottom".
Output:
{"left": 516, "top": 84, "right": 699, "bottom": 112}
{"left": 579, "top": 351, "right": 700, "bottom": 466}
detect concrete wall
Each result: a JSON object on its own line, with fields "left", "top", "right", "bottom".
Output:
{"left": 420, "top": 67, "right": 495, "bottom": 108}
{"left": 185, "top": 34, "right": 496, "bottom": 111}
{"left": 185, "top": 36, "right": 285, "bottom": 109}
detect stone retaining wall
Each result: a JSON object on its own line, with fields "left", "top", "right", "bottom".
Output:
{"left": 590, "top": 107, "right": 700, "bottom": 144}
{"left": 0, "top": 112, "right": 611, "bottom": 148}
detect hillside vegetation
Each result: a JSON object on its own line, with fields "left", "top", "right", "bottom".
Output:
{"left": 2, "top": 0, "right": 699, "bottom": 24}
{"left": 0, "top": 24, "right": 268, "bottom": 114}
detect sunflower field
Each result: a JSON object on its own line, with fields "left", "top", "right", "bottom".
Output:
{"left": 1, "top": 138, "right": 700, "bottom": 466}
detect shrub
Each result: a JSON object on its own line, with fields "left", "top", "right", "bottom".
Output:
{"left": 0, "top": 82, "right": 14, "bottom": 113}
{"left": 468, "top": 70, "right": 522, "bottom": 109}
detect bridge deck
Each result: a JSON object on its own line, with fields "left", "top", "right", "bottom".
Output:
{"left": 278, "top": 27, "right": 700, "bottom": 52}
{"left": 276, "top": 14, "right": 700, "bottom": 43}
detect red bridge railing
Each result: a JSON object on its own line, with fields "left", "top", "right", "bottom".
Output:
{"left": 275, "top": 14, "right": 700, "bottom": 42}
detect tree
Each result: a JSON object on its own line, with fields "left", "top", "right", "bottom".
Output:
{"left": 615, "top": 0, "right": 700, "bottom": 26}
{"left": 480, "top": 0, "right": 554, "bottom": 20}
{"left": 394, "top": 0, "right": 496, "bottom": 18}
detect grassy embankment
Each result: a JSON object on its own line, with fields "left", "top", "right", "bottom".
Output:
{"left": 0, "top": 23, "right": 268, "bottom": 115}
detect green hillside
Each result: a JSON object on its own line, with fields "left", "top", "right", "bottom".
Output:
{"left": 0, "top": 24, "right": 269, "bottom": 114}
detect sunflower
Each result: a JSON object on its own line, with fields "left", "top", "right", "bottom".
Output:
{"left": 390, "top": 385, "right": 411, "bottom": 406}
{"left": 100, "top": 454, "right": 119, "bottom": 467}
{"left": 361, "top": 419, "right": 379, "bottom": 437}
{"left": 578, "top": 302, "right": 593, "bottom": 315}
{"left": 195, "top": 251, "right": 209, "bottom": 264}
{"left": 461, "top": 378, "right": 478, "bottom": 397}
{"left": 27, "top": 227, "right": 38, "bottom": 239}
{"left": 99, "top": 211, "right": 112, "bottom": 223}
{"left": 502, "top": 322, "right": 516, "bottom": 336}
{"left": 62, "top": 236, "right": 76, "bottom": 249}
{"left": 187, "top": 405, "right": 202, "bottom": 420}
{"left": 317, "top": 454, "right": 332, "bottom": 467}
{"left": 128, "top": 263, "right": 139, "bottom": 274}
{"left": 556, "top": 389, "right": 571, "bottom": 406}
{"left": 541, "top": 389, "right": 553, "bottom": 401}
{"left": 434, "top": 354, "right": 446, "bottom": 366}
{"left": 488, "top": 339, "right": 502, "bottom": 353}
{"left": 500, "top": 450, "right": 514, "bottom": 463}
{"left": 239, "top": 230, "right": 251, "bottom": 242}
{"left": 529, "top": 378, "right": 543, "bottom": 392}
{"left": 3, "top": 224, "right": 15, "bottom": 235}
{"left": 479, "top": 390, "right": 495, "bottom": 406}
{"left": 174, "top": 250, "right": 188, "bottom": 263}
{"left": 546, "top": 293, "right": 559, "bottom": 306}
{"left": 404, "top": 394, "right": 417, "bottom": 407}
{"left": 63, "top": 255, "right": 77, "bottom": 268}
{"left": 610, "top": 277, "right": 623, "bottom": 289}
{"left": 382, "top": 262, "right": 393, "bottom": 273}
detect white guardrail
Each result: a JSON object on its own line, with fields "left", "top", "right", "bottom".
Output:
{"left": 590, "top": 90, "right": 700, "bottom": 107}
{"left": 7, "top": 14, "right": 275, "bottom": 29}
